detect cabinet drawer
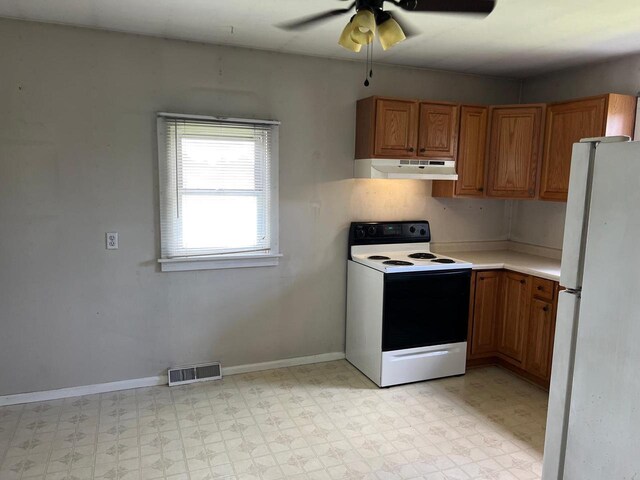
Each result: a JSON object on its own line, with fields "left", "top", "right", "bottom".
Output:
{"left": 532, "top": 277, "right": 555, "bottom": 301}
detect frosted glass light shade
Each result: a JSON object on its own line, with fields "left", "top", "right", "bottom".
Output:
{"left": 378, "top": 16, "right": 406, "bottom": 50}
{"left": 350, "top": 9, "right": 375, "bottom": 45}
{"left": 338, "top": 22, "right": 362, "bottom": 52}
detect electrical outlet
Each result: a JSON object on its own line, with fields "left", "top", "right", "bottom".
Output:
{"left": 106, "top": 232, "right": 119, "bottom": 250}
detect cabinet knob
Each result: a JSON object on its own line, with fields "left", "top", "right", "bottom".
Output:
{"left": 408, "top": 147, "right": 415, "bottom": 152}
{"left": 479, "top": 277, "right": 485, "bottom": 281}
{"left": 537, "top": 285, "right": 544, "bottom": 291}
{"left": 520, "top": 279, "right": 526, "bottom": 284}
{"left": 478, "top": 187, "right": 484, "bottom": 192}
{"left": 419, "top": 148, "right": 426, "bottom": 153}
{"left": 543, "top": 306, "right": 550, "bottom": 312}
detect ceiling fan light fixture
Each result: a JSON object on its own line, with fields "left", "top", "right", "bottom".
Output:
{"left": 377, "top": 14, "right": 406, "bottom": 50}
{"left": 338, "top": 20, "right": 362, "bottom": 52}
{"left": 350, "top": 8, "right": 376, "bottom": 45}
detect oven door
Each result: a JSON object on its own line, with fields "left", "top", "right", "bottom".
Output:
{"left": 382, "top": 269, "right": 471, "bottom": 352}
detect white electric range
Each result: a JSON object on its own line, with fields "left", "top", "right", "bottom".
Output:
{"left": 346, "top": 221, "right": 473, "bottom": 387}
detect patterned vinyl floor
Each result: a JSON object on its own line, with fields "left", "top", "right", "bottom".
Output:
{"left": 0, "top": 361, "right": 548, "bottom": 479}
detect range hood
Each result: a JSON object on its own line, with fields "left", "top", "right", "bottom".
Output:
{"left": 354, "top": 158, "right": 458, "bottom": 180}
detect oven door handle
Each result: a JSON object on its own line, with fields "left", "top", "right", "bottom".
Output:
{"left": 390, "top": 347, "right": 462, "bottom": 361}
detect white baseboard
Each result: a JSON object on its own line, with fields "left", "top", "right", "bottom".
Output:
{"left": 222, "top": 352, "right": 345, "bottom": 376}
{"left": 0, "top": 351, "right": 346, "bottom": 407}
{"left": 0, "top": 376, "right": 166, "bottom": 407}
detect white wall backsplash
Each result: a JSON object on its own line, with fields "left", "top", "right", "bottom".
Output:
{"left": 349, "top": 181, "right": 512, "bottom": 242}
{"left": 509, "top": 201, "right": 567, "bottom": 250}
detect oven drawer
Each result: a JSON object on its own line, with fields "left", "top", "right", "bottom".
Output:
{"left": 380, "top": 342, "right": 467, "bottom": 386}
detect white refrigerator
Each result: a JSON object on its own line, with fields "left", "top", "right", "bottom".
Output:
{"left": 542, "top": 136, "right": 640, "bottom": 479}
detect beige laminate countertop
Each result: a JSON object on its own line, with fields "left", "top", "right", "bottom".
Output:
{"left": 443, "top": 250, "right": 562, "bottom": 282}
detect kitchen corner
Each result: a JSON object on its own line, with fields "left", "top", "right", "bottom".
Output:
{"left": 425, "top": 240, "right": 563, "bottom": 390}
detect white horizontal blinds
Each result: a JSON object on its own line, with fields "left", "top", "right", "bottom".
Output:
{"left": 159, "top": 116, "right": 274, "bottom": 258}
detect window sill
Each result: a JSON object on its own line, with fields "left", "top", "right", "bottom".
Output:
{"left": 158, "top": 253, "right": 282, "bottom": 272}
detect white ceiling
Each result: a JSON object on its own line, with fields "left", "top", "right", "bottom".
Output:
{"left": 1, "top": 0, "right": 640, "bottom": 77}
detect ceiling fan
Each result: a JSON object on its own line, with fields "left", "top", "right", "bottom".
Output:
{"left": 279, "top": 0, "right": 496, "bottom": 52}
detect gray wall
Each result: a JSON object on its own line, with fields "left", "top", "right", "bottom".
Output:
{"left": 522, "top": 53, "right": 640, "bottom": 102}
{"left": 0, "top": 19, "right": 520, "bottom": 395}
{"left": 510, "top": 53, "right": 640, "bottom": 250}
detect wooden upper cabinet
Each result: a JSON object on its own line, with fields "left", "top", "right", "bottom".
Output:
{"left": 524, "top": 298, "right": 555, "bottom": 380}
{"left": 455, "top": 106, "right": 488, "bottom": 196}
{"left": 374, "top": 98, "right": 418, "bottom": 157}
{"left": 539, "top": 94, "right": 637, "bottom": 202}
{"left": 487, "top": 105, "right": 545, "bottom": 198}
{"left": 356, "top": 97, "right": 419, "bottom": 159}
{"left": 539, "top": 97, "right": 605, "bottom": 201}
{"left": 603, "top": 94, "right": 637, "bottom": 136}
{"left": 470, "top": 270, "right": 501, "bottom": 357}
{"left": 497, "top": 271, "right": 531, "bottom": 364}
{"left": 418, "top": 103, "right": 458, "bottom": 159}
{"left": 356, "top": 96, "right": 461, "bottom": 160}
{"left": 432, "top": 105, "right": 488, "bottom": 198}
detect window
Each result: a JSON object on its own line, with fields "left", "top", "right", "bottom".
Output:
{"left": 157, "top": 113, "right": 280, "bottom": 272}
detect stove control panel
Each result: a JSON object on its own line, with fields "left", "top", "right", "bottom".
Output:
{"left": 349, "top": 221, "right": 431, "bottom": 246}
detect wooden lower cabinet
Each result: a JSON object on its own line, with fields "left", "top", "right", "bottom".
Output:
{"left": 469, "top": 271, "right": 501, "bottom": 356}
{"left": 496, "top": 272, "right": 531, "bottom": 365}
{"left": 524, "top": 298, "right": 556, "bottom": 379}
{"left": 466, "top": 269, "right": 558, "bottom": 388}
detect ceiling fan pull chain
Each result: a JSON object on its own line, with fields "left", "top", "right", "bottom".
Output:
{"left": 364, "top": 42, "right": 370, "bottom": 86}
{"left": 369, "top": 38, "right": 374, "bottom": 79}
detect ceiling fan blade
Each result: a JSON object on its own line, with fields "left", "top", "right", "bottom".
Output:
{"left": 278, "top": 4, "right": 355, "bottom": 31}
{"left": 393, "top": 0, "right": 496, "bottom": 15}
{"left": 386, "top": 10, "right": 418, "bottom": 38}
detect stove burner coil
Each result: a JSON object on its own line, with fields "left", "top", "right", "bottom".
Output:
{"left": 408, "top": 252, "right": 437, "bottom": 259}
{"left": 383, "top": 260, "right": 414, "bottom": 266}
{"left": 432, "top": 258, "right": 456, "bottom": 264}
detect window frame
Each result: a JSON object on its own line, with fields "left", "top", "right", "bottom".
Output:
{"left": 156, "top": 113, "right": 280, "bottom": 272}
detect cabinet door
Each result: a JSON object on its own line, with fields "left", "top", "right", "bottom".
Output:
{"left": 470, "top": 270, "right": 501, "bottom": 356}
{"left": 418, "top": 103, "right": 458, "bottom": 159}
{"left": 539, "top": 97, "right": 606, "bottom": 202}
{"left": 456, "top": 106, "right": 488, "bottom": 196}
{"left": 524, "top": 298, "right": 555, "bottom": 380}
{"left": 374, "top": 99, "right": 418, "bottom": 157}
{"left": 487, "top": 105, "right": 544, "bottom": 198}
{"left": 497, "top": 272, "right": 531, "bottom": 363}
